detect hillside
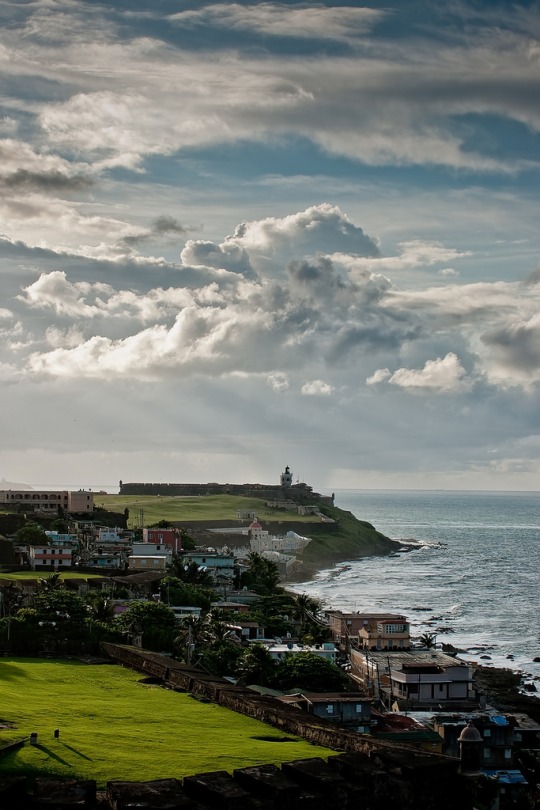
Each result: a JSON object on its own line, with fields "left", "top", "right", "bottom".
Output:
{"left": 94, "top": 494, "right": 399, "bottom": 574}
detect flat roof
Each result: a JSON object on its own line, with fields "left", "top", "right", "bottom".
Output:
{"left": 352, "top": 650, "right": 469, "bottom": 668}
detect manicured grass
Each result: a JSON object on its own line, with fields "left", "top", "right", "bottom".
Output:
{"left": 0, "top": 572, "right": 103, "bottom": 580}
{"left": 95, "top": 494, "right": 322, "bottom": 528}
{"left": 0, "top": 658, "right": 332, "bottom": 786}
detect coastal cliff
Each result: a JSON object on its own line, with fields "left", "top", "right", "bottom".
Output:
{"left": 294, "top": 504, "right": 400, "bottom": 578}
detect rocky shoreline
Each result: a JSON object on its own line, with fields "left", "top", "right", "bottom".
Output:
{"left": 473, "top": 665, "right": 540, "bottom": 722}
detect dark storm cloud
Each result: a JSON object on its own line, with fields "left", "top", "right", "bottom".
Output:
{"left": 481, "top": 318, "right": 540, "bottom": 373}
{"left": 0, "top": 169, "right": 94, "bottom": 192}
{"left": 122, "top": 215, "right": 193, "bottom": 246}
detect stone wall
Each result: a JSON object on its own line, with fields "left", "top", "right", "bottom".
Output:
{"left": 101, "top": 643, "right": 461, "bottom": 766}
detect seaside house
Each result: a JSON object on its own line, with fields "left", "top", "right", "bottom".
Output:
{"left": 350, "top": 649, "right": 475, "bottom": 709}
{"left": 328, "top": 611, "right": 411, "bottom": 651}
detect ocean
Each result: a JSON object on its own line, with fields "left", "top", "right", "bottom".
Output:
{"left": 289, "top": 489, "right": 540, "bottom": 686}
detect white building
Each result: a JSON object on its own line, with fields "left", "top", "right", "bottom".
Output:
{"left": 247, "top": 521, "right": 311, "bottom": 554}
{"left": 258, "top": 642, "right": 338, "bottom": 663}
{"left": 29, "top": 546, "right": 73, "bottom": 570}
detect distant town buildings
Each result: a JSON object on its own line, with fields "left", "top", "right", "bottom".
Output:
{"left": 0, "top": 489, "right": 94, "bottom": 513}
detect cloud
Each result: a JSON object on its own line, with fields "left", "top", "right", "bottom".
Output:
{"left": 180, "top": 239, "right": 255, "bottom": 277}
{"left": 480, "top": 313, "right": 540, "bottom": 388}
{"left": 0, "top": 168, "right": 94, "bottom": 192}
{"left": 301, "top": 379, "right": 335, "bottom": 396}
{"left": 267, "top": 372, "right": 289, "bottom": 392}
{"left": 170, "top": 4, "right": 385, "bottom": 42}
{"left": 373, "top": 352, "right": 472, "bottom": 393}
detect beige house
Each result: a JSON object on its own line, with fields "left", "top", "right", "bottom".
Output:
{"left": 128, "top": 555, "right": 168, "bottom": 571}
{"left": 0, "top": 489, "right": 93, "bottom": 513}
{"left": 328, "top": 611, "right": 411, "bottom": 651}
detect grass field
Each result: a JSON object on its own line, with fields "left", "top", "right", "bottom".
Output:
{"left": 95, "top": 494, "right": 322, "bottom": 528}
{"left": 0, "top": 658, "right": 332, "bottom": 786}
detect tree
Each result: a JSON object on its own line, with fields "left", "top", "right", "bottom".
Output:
{"left": 160, "top": 577, "right": 214, "bottom": 612}
{"left": 117, "top": 601, "right": 177, "bottom": 652}
{"left": 292, "top": 593, "right": 322, "bottom": 626}
{"left": 37, "top": 573, "right": 64, "bottom": 592}
{"left": 419, "top": 632, "right": 437, "bottom": 649}
{"left": 50, "top": 518, "right": 69, "bottom": 533}
{"left": 167, "top": 559, "right": 215, "bottom": 588}
{"left": 236, "top": 643, "right": 277, "bottom": 687}
{"left": 173, "top": 614, "right": 208, "bottom": 664}
{"left": 200, "top": 641, "right": 242, "bottom": 678}
{"left": 86, "top": 593, "right": 115, "bottom": 623}
{"left": 241, "top": 553, "right": 281, "bottom": 595}
{"left": 273, "top": 652, "right": 349, "bottom": 692}
{"left": 14, "top": 522, "right": 48, "bottom": 546}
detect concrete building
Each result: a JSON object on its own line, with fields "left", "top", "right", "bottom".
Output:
{"left": 142, "top": 528, "right": 182, "bottom": 554}
{"left": 182, "top": 551, "right": 235, "bottom": 582}
{"left": 0, "top": 489, "right": 93, "bottom": 513}
{"left": 29, "top": 545, "right": 73, "bottom": 570}
{"left": 128, "top": 554, "right": 169, "bottom": 571}
{"left": 350, "top": 649, "right": 475, "bottom": 708}
{"left": 278, "top": 693, "right": 372, "bottom": 732}
{"left": 329, "top": 611, "right": 411, "bottom": 650}
{"left": 260, "top": 642, "right": 338, "bottom": 663}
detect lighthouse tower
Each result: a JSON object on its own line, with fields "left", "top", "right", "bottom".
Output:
{"left": 280, "top": 465, "right": 293, "bottom": 488}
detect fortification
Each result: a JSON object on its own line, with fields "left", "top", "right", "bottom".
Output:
{"left": 119, "top": 467, "right": 334, "bottom": 506}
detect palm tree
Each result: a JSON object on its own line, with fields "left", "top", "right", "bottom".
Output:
{"left": 235, "top": 643, "right": 276, "bottom": 687}
{"left": 292, "top": 593, "right": 322, "bottom": 626}
{"left": 37, "top": 573, "right": 63, "bottom": 592}
{"left": 167, "top": 559, "right": 215, "bottom": 588}
{"left": 87, "top": 594, "right": 115, "bottom": 623}
{"left": 174, "top": 615, "right": 209, "bottom": 664}
{"left": 419, "top": 632, "right": 437, "bottom": 649}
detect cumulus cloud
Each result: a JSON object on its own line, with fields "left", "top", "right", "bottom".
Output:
{"left": 374, "top": 353, "right": 472, "bottom": 393}
{"left": 4, "top": 204, "right": 540, "bottom": 403}
{"left": 301, "top": 379, "right": 335, "bottom": 396}
{"left": 180, "top": 239, "right": 255, "bottom": 277}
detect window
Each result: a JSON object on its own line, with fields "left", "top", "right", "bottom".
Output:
{"left": 355, "top": 704, "right": 363, "bottom": 713}
{"left": 381, "top": 623, "right": 406, "bottom": 633}
{"left": 326, "top": 704, "right": 334, "bottom": 714}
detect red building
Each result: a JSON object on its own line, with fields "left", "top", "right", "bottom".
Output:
{"left": 142, "top": 528, "right": 181, "bottom": 555}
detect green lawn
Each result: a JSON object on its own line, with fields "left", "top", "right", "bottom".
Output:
{"left": 0, "top": 572, "right": 103, "bottom": 581}
{"left": 0, "top": 658, "right": 332, "bottom": 786}
{"left": 95, "top": 494, "right": 322, "bottom": 528}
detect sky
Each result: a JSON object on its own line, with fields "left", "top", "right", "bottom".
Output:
{"left": 1, "top": 0, "right": 540, "bottom": 494}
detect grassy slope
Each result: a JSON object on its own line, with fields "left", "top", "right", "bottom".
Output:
{"left": 0, "top": 658, "right": 332, "bottom": 786}
{"left": 94, "top": 494, "right": 321, "bottom": 527}
{"left": 299, "top": 504, "right": 397, "bottom": 566}
{"left": 94, "top": 495, "right": 396, "bottom": 568}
